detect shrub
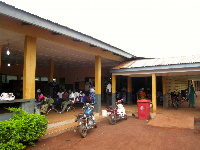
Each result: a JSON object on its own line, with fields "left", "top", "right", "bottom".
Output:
{"left": 0, "top": 107, "right": 48, "bottom": 150}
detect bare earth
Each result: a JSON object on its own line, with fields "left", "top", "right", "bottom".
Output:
{"left": 26, "top": 116, "right": 200, "bottom": 150}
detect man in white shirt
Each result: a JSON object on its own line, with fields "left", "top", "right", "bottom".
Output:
{"left": 57, "top": 89, "right": 64, "bottom": 100}
{"left": 106, "top": 82, "right": 112, "bottom": 106}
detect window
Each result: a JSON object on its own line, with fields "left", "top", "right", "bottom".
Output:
{"left": 41, "top": 77, "right": 48, "bottom": 81}
{"left": 35, "top": 77, "right": 40, "bottom": 81}
{"left": 2, "top": 75, "right": 6, "bottom": 83}
{"left": 7, "top": 75, "right": 17, "bottom": 83}
{"left": 21, "top": 76, "right": 40, "bottom": 81}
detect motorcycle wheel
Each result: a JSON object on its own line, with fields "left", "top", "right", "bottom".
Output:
{"left": 110, "top": 113, "right": 116, "bottom": 125}
{"left": 94, "top": 123, "right": 97, "bottom": 128}
{"left": 124, "top": 115, "right": 127, "bottom": 120}
{"left": 173, "top": 102, "right": 177, "bottom": 110}
{"left": 79, "top": 124, "right": 87, "bottom": 138}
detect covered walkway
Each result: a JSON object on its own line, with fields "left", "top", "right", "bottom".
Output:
{"left": 111, "top": 55, "right": 200, "bottom": 114}
{"left": 0, "top": 1, "right": 134, "bottom": 121}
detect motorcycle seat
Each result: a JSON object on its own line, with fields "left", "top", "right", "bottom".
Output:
{"left": 77, "top": 113, "right": 85, "bottom": 118}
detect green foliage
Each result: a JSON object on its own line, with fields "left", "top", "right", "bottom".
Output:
{"left": 0, "top": 107, "right": 48, "bottom": 150}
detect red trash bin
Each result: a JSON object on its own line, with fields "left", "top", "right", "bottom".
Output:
{"left": 137, "top": 99, "right": 151, "bottom": 120}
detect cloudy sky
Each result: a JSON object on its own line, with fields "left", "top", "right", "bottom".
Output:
{"left": 1, "top": 0, "right": 200, "bottom": 58}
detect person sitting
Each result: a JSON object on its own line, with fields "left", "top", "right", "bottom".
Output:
{"left": 36, "top": 89, "right": 43, "bottom": 102}
{"left": 137, "top": 88, "right": 146, "bottom": 99}
{"left": 79, "top": 91, "right": 85, "bottom": 102}
{"left": 35, "top": 96, "right": 54, "bottom": 115}
{"left": 74, "top": 90, "right": 79, "bottom": 103}
{"left": 140, "top": 91, "right": 146, "bottom": 99}
{"left": 40, "top": 97, "right": 54, "bottom": 114}
{"left": 59, "top": 89, "right": 74, "bottom": 114}
{"left": 62, "top": 89, "right": 69, "bottom": 101}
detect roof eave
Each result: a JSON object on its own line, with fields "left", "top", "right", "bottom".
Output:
{"left": 0, "top": 2, "right": 133, "bottom": 59}
{"left": 110, "top": 63, "right": 200, "bottom": 73}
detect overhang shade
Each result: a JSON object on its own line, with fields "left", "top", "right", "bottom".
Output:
{"left": 111, "top": 55, "right": 200, "bottom": 77}
{"left": 0, "top": 2, "right": 134, "bottom": 59}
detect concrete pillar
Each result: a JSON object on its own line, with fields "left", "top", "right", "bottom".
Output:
{"left": 49, "top": 59, "right": 54, "bottom": 82}
{"left": 152, "top": 73, "right": 157, "bottom": 113}
{"left": 0, "top": 45, "right": 2, "bottom": 91}
{"left": 0, "top": 45, "right": 1, "bottom": 74}
{"left": 101, "top": 77, "right": 105, "bottom": 102}
{"left": 95, "top": 55, "right": 101, "bottom": 112}
{"left": 112, "top": 75, "right": 116, "bottom": 107}
{"left": 127, "top": 76, "right": 132, "bottom": 105}
{"left": 162, "top": 76, "right": 166, "bottom": 108}
{"left": 23, "top": 35, "right": 36, "bottom": 99}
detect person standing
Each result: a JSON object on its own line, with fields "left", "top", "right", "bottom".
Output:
{"left": 189, "top": 84, "right": 195, "bottom": 108}
{"left": 89, "top": 86, "right": 95, "bottom": 103}
{"left": 57, "top": 89, "right": 64, "bottom": 105}
{"left": 106, "top": 82, "right": 111, "bottom": 106}
{"left": 57, "top": 89, "right": 64, "bottom": 100}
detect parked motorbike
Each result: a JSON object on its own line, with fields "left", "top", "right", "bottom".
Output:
{"left": 170, "top": 91, "right": 180, "bottom": 109}
{"left": 107, "top": 99, "right": 127, "bottom": 125}
{"left": 75, "top": 103, "right": 97, "bottom": 138}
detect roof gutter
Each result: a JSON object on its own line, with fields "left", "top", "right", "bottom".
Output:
{"left": 0, "top": 2, "right": 133, "bottom": 59}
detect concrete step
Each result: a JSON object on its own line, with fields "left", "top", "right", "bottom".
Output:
{"left": 41, "top": 113, "right": 108, "bottom": 139}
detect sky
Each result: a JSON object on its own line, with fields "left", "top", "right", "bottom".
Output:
{"left": 1, "top": 0, "right": 200, "bottom": 58}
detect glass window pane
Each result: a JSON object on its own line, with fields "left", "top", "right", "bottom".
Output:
{"left": 7, "top": 75, "right": 17, "bottom": 83}
{"left": 35, "top": 77, "right": 40, "bottom": 81}
{"left": 41, "top": 77, "right": 48, "bottom": 81}
{"left": 2, "top": 75, "right": 6, "bottom": 83}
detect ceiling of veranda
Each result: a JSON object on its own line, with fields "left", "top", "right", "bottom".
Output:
{"left": 0, "top": 28, "right": 122, "bottom": 69}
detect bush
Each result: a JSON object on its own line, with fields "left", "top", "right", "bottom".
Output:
{"left": 0, "top": 107, "right": 48, "bottom": 150}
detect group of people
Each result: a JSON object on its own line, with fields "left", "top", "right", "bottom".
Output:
{"left": 34, "top": 82, "right": 197, "bottom": 114}
{"left": 56, "top": 89, "right": 76, "bottom": 114}
{"left": 56, "top": 87, "right": 95, "bottom": 114}
{"left": 35, "top": 86, "right": 97, "bottom": 114}
{"left": 136, "top": 84, "right": 197, "bottom": 108}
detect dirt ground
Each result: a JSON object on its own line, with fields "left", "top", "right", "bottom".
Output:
{"left": 26, "top": 116, "right": 200, "bottom": 150}
{"left": 25, "top": 92, "right": 200, "bottom": 150}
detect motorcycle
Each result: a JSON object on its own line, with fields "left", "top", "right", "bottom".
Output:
{"left": 107, "top": 99, "right": 127, "bottom": 125}
{"left": 75, "top": 103, "right": 97, "bottom": 138}
{"left": 170, "top": 91, "right": 180, "bottom": 109}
